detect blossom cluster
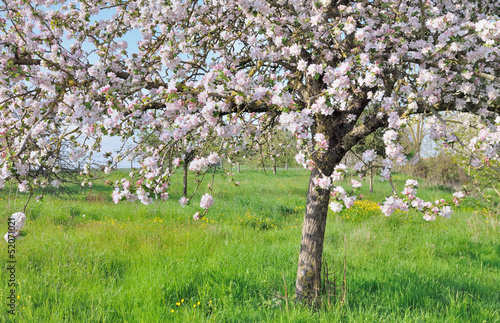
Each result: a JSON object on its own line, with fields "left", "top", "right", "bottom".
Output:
{"left": 189, "top": 153, "right": 220, "bottom": 172}
{"left": 4, "top": 212, "right": 26, "bottom": 242}
{"left": 380, "top": 179, "right": 466, "bottom": 221}
{"left": 199, "top": 193, "right": 214, "bottom": 210}
{"left": 329, "top": 185, "right": 359, "bottom": 214}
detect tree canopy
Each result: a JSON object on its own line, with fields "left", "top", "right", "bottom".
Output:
{"left": 1, "top": 0, "right": 499, "bottom": 300}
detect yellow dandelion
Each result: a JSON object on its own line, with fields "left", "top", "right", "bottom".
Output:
{"left": 171, "top": 309, "right": 175, "bottom": 313}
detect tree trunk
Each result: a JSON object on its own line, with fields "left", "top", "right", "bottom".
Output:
{"left": 369, "top": 167, "right": 373, "bottom": 193}
{"left": 295, "top": 168, "right": 331, "bottom": 301}
{"left": 294, "top": 86, "right": 373, "bottom": 301}
{"left": 237, "top": 162, "right": 240, "bottom": 173}
{"left": 183, "top": 161, "right": 188, "bottom": 197}
{"left": 273, "top": 164, "right": 277, "bottom": 175}
{"left": 285, "top": 162, "right": 288, "bottom": 171}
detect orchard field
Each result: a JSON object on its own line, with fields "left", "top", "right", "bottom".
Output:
{"left": 1, "top": 168, "right": 499, "bottom": 322}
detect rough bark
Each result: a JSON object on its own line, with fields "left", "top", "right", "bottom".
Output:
{"left": 295, "top": 167, "right": 331, "bottom": 301}
{"left": 295, "top": 113, "right": 347, "bottom": 301}
{"left": 183, "top": 150, "right": 196, "bottom": 197}
{"left": 183, "top": 161, "right": 188, "bottom": 197}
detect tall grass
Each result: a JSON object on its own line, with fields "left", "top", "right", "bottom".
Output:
{"left": 1, "top": 168, "right": 498, "bottom": 322}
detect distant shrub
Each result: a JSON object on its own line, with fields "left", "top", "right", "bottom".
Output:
{"left": 400, "top": 156, "right": 468, "bottom": 188}
{"left": 86, "top": 192, "right": 107, "bottom": 203}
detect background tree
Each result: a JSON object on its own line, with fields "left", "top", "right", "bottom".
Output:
{"left": 1, "top": 0, "right": 499, "bottom": 301}
{"left": 351, "top": 128, "right": 386, "bottom": 193}
{"left": 438, "top": 112, "right": 500, "bottom": 205}
{"left": 396, "top": 114, "right": 471, "bottom": 187}
{"left": 247, "top": 129, "right": 298, "bottom": 174}
{"left": 399, "top": 115, "right": 429, "bottom": 160}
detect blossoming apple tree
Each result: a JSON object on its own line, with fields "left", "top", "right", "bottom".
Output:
{"left": 1, "top": 0, "right": 499, "bottom": 300}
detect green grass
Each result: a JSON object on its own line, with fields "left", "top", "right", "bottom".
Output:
{"left": 1, "top": 168, "right": 499, "bottom": 322}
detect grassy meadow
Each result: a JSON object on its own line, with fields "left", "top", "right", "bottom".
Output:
{"left": 1, "top": 167, "right": 499, "bottom": 322}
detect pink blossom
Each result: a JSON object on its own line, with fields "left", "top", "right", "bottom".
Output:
{"left": 314, "top": 132, "right": 330, "bottom": 148}
{"left": 362, "top": 149, "right": 377, "bottom": 163}
{"left": 297, "top": 60, "right": 307, "bottom": 71}
{"left": 18, "top": 180, "right": 29, "bottom": 192}
{"left": 343, "top": 196, "right": 356, "bottom": 209}
{"left": 289, "top": 44, "right": 301, "bottom": 56}
{"left": 353, "top": 162, "right": 363, "bottom": 171}
{"left": 179, "top": 196, "right": 189, "bottom": 207}
{"left": 382, "top": 158, "right": 393, "bottom": 168}
{"left": 137, "top": 187, "right": 153, "bottom": 205}
{"left": 11, "top": 212, "right": 26, "bottom": 231}
{"left": 200, "top": 193, "right": 214, "bottom": 209}
{"left": 405, "top": 179, "right": 418, "bottom": 187}
{"left": 351, "top": 179, "right": 362, "bottom": 188}
{"left": 380, "top": 168, "right": 391, "bottom": 181}
{"left": 332, "top": 186, "right": 346, "bottom": 199}
{"left": 383, "top": 130, "right": 398, "bottom": 144}
{"left": 423, "top": 213, "right": 436, "bottom": 221}
{"left": 331, "top": 171, "right": 343, "bottom": 182}
{"left": 313, "top": 176, "right": 332, "bottom": 190}
{"left": 295, "top": 152, "right": 305, "bottom": 165}
{"left": 142, "top": 157, "right": 157, "bottom": 169}
{"left": 189, "top": 157, "right": 209, "bottom": 172}
{"left": 329, "top": 201, "right": 343, "bottom": 213}
{"left": 252, "top": 87, "right": 268, "bottom": 101}
{"left": 402, "top": 186, "right": 416, "bottom": 197}
{"left": 112, "top": 189, "right": 122, "bottom": 204}
{"left": 439, "top": 206, "right": 453, "bottom": 218}
{"left": 4, "top": 212, "right": 26, "bottom": 242}
{"left": 411, "top": 198, "right": 426, "bottom": 211}
{"left": 14, "top": 162, "right": 29, "bottom": 176}
{"left": 207, "top": 152, "right": 220, "bottom": 164}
